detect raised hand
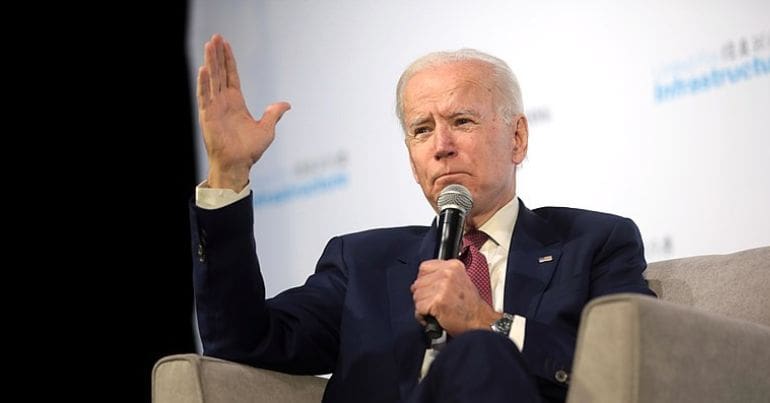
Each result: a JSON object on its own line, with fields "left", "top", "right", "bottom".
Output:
{"left": 196, "top": 34, "right": 291, "bottom": 191}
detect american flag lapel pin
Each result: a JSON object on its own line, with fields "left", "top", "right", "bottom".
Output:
{"left": 538, "top": 255, "right": 553, "bottom": 263}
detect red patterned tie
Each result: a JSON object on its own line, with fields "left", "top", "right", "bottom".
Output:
{"left": 461, "top": 229, "right": 493, "bottom": 307}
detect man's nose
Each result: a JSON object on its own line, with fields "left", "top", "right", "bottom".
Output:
{"left": 433, "top": 124, "right": 457, "bottom": 160}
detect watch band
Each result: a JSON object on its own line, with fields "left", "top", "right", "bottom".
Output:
{"left": 490, "top": 312, "right": 515, "bottom": 336}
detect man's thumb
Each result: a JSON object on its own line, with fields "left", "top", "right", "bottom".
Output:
{"left": 261, "top": 102, "right": 292, "bottom": 127}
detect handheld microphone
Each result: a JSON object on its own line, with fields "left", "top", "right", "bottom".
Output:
{"left": 424, "top": 184, "right": 473, "bottom": 340}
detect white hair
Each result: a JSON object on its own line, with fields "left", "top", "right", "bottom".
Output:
{"left": 395, "top": 48, "right": 524, "bottom": 131}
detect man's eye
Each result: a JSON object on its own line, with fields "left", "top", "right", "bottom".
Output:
{"left": 413, "top": 127, "right": 430, "bottom": 136}
{"left": 456, "top": 118, "right": 472, "bottom": 125}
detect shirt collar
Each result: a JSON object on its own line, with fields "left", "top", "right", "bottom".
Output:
{"left": 477, "top": 196, "right": 519, "bottom": 252}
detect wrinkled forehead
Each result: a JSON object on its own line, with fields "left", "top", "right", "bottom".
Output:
{"left": 402, "top": 62, "right": 498, "bottom": 117}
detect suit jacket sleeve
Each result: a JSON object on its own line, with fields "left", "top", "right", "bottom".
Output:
{"left": 191, "top": 194, "right": 346, "bottom": 375}
{"left": 520, "top": 215, "right": 655, "bottom": 398}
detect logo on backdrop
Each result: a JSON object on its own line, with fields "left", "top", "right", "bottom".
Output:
{"left": 251, "top": 149, "right": 350, "bottom": 207}
{"left": 653, "top": 29, "right": 770, "bottom": 103}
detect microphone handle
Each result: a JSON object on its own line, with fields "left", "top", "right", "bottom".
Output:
{"left": 425, "top": 208, "right": 466, "bottom": 340}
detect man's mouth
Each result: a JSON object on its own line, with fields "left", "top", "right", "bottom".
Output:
{"left": 433, "top": 172, "right": 469, "bottom": 184}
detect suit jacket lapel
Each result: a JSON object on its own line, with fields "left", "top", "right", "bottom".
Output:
{"left": 387, "top": 222, "right": 436, "bottom": 398}
{"left": 504, "top": 200, "right": 562, "bottom": 317}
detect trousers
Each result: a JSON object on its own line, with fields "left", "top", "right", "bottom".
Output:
{"left": 407, "top": 330, "right": 542, "bottom": 403}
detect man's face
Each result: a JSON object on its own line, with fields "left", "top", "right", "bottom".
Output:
{"left": 402, "top": 61, "right": 528, "bottom": 225}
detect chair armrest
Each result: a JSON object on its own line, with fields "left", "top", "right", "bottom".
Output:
{"left": 567, "top": 294, "right": 770, "bottom": 403}
{"left": 152, "top": 354, "right": 327, "bottom": 403}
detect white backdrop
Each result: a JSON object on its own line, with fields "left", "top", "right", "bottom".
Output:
{"left": 189, "top": 0, "right": 770, "bottom": 298}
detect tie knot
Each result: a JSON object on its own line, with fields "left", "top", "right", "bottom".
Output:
{"left": 463, "top": 229, "right": 488, "bottom": 250}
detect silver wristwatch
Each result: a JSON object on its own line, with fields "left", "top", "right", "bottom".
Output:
{"left": 490, "top": 313, "right": 515, "bottom": 336}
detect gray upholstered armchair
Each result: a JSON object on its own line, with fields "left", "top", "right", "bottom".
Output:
{"left": 153, "top": 246, "right": 770, "bottom": 402}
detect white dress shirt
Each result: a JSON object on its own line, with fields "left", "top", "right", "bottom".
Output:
{"left": 475, "top": 196, "right": 526, "bottom": 350}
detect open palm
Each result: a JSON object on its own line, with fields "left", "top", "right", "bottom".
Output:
{"left": 197, "top": 34, "right": 290, "bottom": 190}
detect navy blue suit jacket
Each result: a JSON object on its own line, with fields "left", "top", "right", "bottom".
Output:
{"left": 192, "top": 195, "right": 654, "bottom": 403}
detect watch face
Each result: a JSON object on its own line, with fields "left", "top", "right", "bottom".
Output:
{"left": 492, "top": 314, "right": 513, "bottom": 335}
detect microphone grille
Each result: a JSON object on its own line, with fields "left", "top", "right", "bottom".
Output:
{"left": 437, "top": 184, "right": 473, "bottom": 214}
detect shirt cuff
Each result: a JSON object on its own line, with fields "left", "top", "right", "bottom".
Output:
{"left": 195, "top": 180, "right": 251, "bottom": 209}
{"left": 509, "top": 315, "right": 526, "bottom": 351}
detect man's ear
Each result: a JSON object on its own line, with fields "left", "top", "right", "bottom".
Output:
{"left": 512, "top": 115, "right": 529, "bottom": 165}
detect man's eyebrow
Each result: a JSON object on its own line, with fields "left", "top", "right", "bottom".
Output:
{"left": 408, "top": 109, "right": 481, "bottom": 129}
{"left": 408, "top": 116, "right": 432, "bottom": 129}
{"left": 448, "top": 109, "right": 480, "bottom": 118}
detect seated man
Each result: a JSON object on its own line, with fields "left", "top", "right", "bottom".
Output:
{"left": 192, "top": 34, "right": 655, "bottom": 403}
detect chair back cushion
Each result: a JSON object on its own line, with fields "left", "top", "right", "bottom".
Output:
{"left": 645, "top": 246, "right": 770, "bottom": 326}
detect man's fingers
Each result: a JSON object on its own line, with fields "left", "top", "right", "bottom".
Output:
{"left": 411, "top": 273, "right": 449, "bottom": 307}
{"left": 413, "top": 297, "right": 439, "bottom": 325}
{"left": 223, "top": 40, "right": 241, "bottom": 90}
{"left": 413, "top": 297, "right": 432, "bottom": 320}
{"left": 417, "top": 260, "right": 439, "bottom": 277}
{"left": 417, "top": 259, "right": 463, "bottom": 278}
{"left": 204, "top": 40, "right": 220, "bottom": 95}
{"left": 260, "top": 102, "right": 292, "bottom": 128}
{"left": 214, "top": 35, "right": 227, "bottom": 91}
{"left": 197, "top": 66, "right": 210, "bottom": 109}
{"left": 414, "top": 312, "right": 427, "bottom": 327}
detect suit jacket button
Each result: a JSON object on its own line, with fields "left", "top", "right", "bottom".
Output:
{"left": 197, "top": 244, "right": 206, "bottom": 263}
{"left": 555, "top": 369, "right": 569, "bottom": 384}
